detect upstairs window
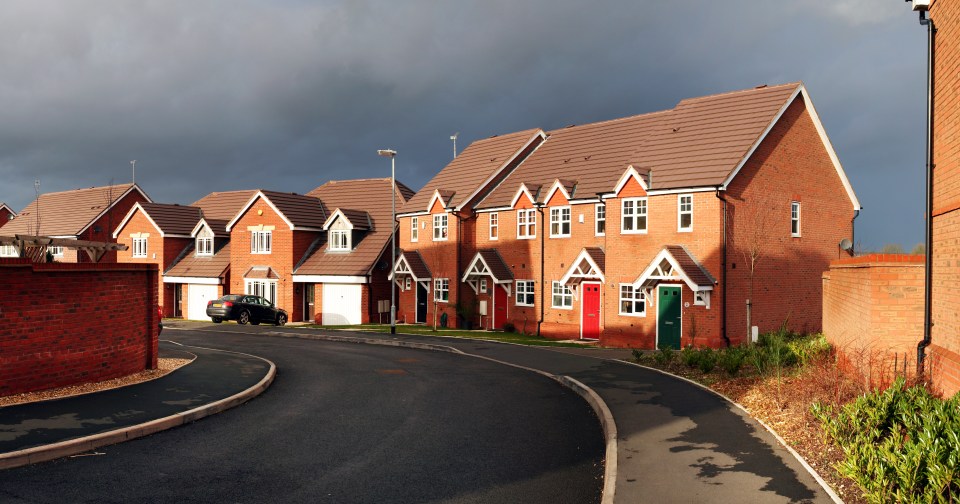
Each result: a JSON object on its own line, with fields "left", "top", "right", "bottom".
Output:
{"left": 791, "top": 202, "right": 801, "bottom": 237}
{"left": 517, "top": 209, "right": 536, "bottom": 239}
{"left": 595, "top": 203, "right": 606, "bottom": 236}
{"left": 434, "top": 278, "right": 449, "bottom": 302}
{"left": 411, "top": 216, "right": 419, "bottom": 242}
{"left": 550, "top": 206, "right": 571, "bottom": 237}
{"left": 132, "top": 238, "right": 147, "bottom": 258}
{"left": 196, "top": 228, "right": 214, "bottom": 256}
{"left": 433, "top": 213, "right": 448, "bottom": 241}
{"left": 622, "top": 198, "right": 647, "bottom": 234}
{"left": 251, "top": 230, "right": 272, "bottom": 254}
{"left": 678, "top": 194, "right": 693, "bottom": 232}
{"left": 489, "top": 212, "right": 499, "bottom": 240}
{"left": 0, "top": 244, "right": 18, "bottom": 257}
{"left": 48, "top": 245, "right": 64, "bottom": 258}
{"left": 330, "top": 229, "right": 350, "bottom": 251}
{"left": 551, "top": 281, "right": 573, "bottom": 309}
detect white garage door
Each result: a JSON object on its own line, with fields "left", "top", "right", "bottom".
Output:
{"left": 322, "top": 284, "right": 362, "bottom": 325}
{"left": 187, "top": 284, "right": 219, "bottom": 321}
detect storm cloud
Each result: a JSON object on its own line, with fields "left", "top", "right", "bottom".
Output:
{"left": 0, "top": 0, "right": 927, "bottom": 250}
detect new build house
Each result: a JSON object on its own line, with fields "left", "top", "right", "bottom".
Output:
{"left": 1, "top": 184, "right": 151, "bottom": 262}
{"left": 0, "top": 203, "right": 15, "bottom": 229}
{"left": 394, "top": 83, "right": 860, "bottom": 348}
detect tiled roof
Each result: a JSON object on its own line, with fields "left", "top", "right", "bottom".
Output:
{"left": 295, "top": 178, "right": 410, "bottom": 276}
{"left": 0, "top": 203, "right": 15, "bottom": 216}
{"left": 164, "top": 241, "right": 231, "bottom": 279}
{"left": 632, "top": 83, "right": 800, "bottom": 190}
{"left": 197, "top": 218, "right": 231, "bottom": 238}
{"left": 402, "top": 128, "right": 543, "bottom": 213}
{"left": 335, "top": 209, "right": 372, "bottom": 230}
{"left": 396, "top": 250, "right": 432, "bottom": 280}
{"left": 477, "top": 83, "right": 802, "bottom": 208}
{"left": 3, "top": 184, "right": 149, "bottom": 236}
{"left": 258, "top": 190, "right": 327, "bottom": 229}
{"left": 192, "top": 190, "right": 257, "bottom": 222}
{"left": 477, "top": 249, "right": 513, "bottom": 282}
{"left": 584, "top": 247, "right": 605, "bottom": 273}
{"left": 137, "top": 203, "right": 203, "bottom": 236}
{"left": 664, "top": 245, "right": 716, "bottom": 287}
{"left": 244, "top": 266, "right": 280, "bottom": 280}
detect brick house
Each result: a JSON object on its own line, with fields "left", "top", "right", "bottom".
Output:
{"left": 162, "top": 190, "right": 255, "bottom": 320}
{"left": 396, "top": 83, "right": 860, "bottom": 348}
{"left": 113, "top": 202, "right": 204, "bottom": 317}
{"left": 0, "top": 203, "right": 15, "bottom": 228}
{"left": 0, "top": 184, "right": 151, "bottom": 262}
{"left": 922, "top": 0, "right": 960, "bottom": 395}
{"left": 292, "top": 178, "right": 414, "bottom": 324}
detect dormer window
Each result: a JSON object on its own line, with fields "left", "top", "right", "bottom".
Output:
{"left": 196, "top": 227, "right": 214, "bottom": 256}
{"left": 330, "top": 229, "right": 350, "bottom": 251}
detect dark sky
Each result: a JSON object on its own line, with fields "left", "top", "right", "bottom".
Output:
{"left": 0, "top": 1, "right": 926, "bottom": 251}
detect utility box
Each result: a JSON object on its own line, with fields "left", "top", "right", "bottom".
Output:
{"left": 378, "top": 299, "right": 390, "bottom": 314}
{"left": 479, "top": 300, "right": 488, "bottom": 316}
{"left": 913, "top": 0, "right": 931, "bottom": 11}
{"left": 751, "top": 326, "right": 759, "bottom": 344}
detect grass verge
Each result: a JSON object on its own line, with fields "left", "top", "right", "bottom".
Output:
{"left": 297, "top": 323, "right": 591, "bottom": 347}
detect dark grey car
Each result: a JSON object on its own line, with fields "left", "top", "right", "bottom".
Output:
{"left": 206, "top": 294, "right": 288, "bottom": 326}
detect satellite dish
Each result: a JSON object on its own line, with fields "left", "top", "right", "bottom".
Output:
{"left": 839, "top": 238, "right": 853, "bottom": 251}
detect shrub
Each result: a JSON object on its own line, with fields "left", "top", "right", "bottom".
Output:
{"left": 631, "top": 348, "right": 644, "bottom": 363}
{"left": 812, "top": 378, "right": 960, "bottom": 502}
{"left": 681, "top": 346, "right": 700, "bottom": 368}
{"left": 653, "top": 344, "right": 675, "bottom": 365}
{"left": 787, "top": 333, "right": 831, "bottom": 367}
{"left": 719, "top": 346, "right": 746, "bottom": 376}
{"left": 696, "top": 348, "right": 717, "bottom": 374}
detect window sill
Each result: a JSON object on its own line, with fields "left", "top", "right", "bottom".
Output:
{"left": 618, "top": 312, "right": 646, "bottom": 318}
{"left": 620, "top": 230, "right": 648, "bottom": 235}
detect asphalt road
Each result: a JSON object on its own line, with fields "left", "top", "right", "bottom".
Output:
{"left": 0, "top": 330, "right": 604, "bottom": 504}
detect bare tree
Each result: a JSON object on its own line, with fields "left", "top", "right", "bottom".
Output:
{"left": 729, "top": 193, "right": 782, "bottom": 341}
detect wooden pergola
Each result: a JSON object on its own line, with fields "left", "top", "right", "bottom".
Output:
{"left": 0, "top": 235, "right": 128, "bottom": 263}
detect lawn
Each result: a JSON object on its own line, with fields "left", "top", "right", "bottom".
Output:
{"left": 296, "top": 323, "right": 591, "bottom": 348}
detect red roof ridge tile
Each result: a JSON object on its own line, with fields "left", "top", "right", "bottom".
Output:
{"left": 545, "top": 109, "right": 670, "bottom": 135}
{"left": 676, "top": 82, "right": 801, "bottom": 106}
{"left": 29, "top": 183, "right": 135, "bottom": 197}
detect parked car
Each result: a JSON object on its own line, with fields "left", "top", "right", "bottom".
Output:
{"left": 206, "top": 294, "right": 288, "bottom": 326}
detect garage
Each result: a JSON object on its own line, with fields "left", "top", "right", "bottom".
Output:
{"left": 186, "top": 284, "right": 219, "bottom": 320}
{"left": 322, "top": 283, "right": 362, "bottom": 325}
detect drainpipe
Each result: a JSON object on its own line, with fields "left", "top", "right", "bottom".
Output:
{"left": 917, "top": 11, "right": 936, "bottom": 375}
{"left": 453, "top": 209, "right": 465, "bottom": 328}
{"left": 536, "top": 202, "right": 545, "bottom": 336}
{"left": 714, "top": 188, "right": 731, "bottom": 347}
{"left": 851, "top": 209, "right": 860, "bottom": 255}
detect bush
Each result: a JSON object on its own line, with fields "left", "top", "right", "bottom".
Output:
{"left": 653, "top": 345, "right": 675, "bottom": 365}
{"left": 681, "top": 346, "right": 701, "bottom": 368}
{"left": 787, "top": 334, "right": 831, "bottom": 366}
{"left": 631, "top": 348, "right": 644, "bottom": 363}
{"left": 812, "top": 378, "right": 960, "bottom": 502}
{"left": 696, "top": 348, "right": 717, "bottom": 373}
{"left": 503, "top": 322, "right": 516, "bottom": 333}
{"left": 719, "top": 346, "right": 746, "bottom": 376}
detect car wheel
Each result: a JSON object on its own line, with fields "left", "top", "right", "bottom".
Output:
{"left": 212, "top": 317, "right": 222, "bottom": 324}
{"left": 238, "top": 311, "right": 250, "bottom": 325}
{"left": 276, "top": 313, "right": 287, "bottom": 326}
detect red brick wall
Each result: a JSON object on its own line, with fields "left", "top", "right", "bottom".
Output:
{"left": 75, "top": 189, "right": 150, "bottom": 263}
{"left": 0, "top": 259, "right": 159, "bottom": 396}
{"left": 930, "top": 0, "right": 960, "bottom": 397}
{"left": 822, "top": 254, "right": 924, "bottom": 389}
{"left": 726, "top": 95, "right": 855, "bottom": 343}
{"left": 396, "top": 200, "right": 462, "bottom": 328}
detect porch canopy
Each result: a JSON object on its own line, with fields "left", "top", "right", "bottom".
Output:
{"left": 0, "top": 234, "right": 127, "bottom": 263}
{"left": 389, "top": 250, "right": 432, "bottom": 289}
{"left": 559, "top": 247, "right": 606, "bottom": 287}
{"left": 461, "top": 249, "right": 514, "bottom": 295}
{"left": 633, "top": 245, "right": 716, "bottom": 293}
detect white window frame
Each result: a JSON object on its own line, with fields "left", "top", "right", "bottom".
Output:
{"left": 694, "top": 290, "right": 711, "bottom": 308}
{"left": 48, "top": 245, "right": 64, "bottom": 257}
{"left": 621, "top": 197, "right": 648, "bottom": 234}
{"left": 791, "top": 202, "right": 801, "bottom": 237}
{"left": 330, "top": 229, "right": 350, "bottom": 251}
{"left": 410, "top": 216, "right": 419, "bottom": 242}
{"left": 516, "top": 280, "right": 535, "bottom": 306}
{"left": 245, "top": 279, "right": 278, "bottom": 305}
{"left": 404, "top": 277, "right": 411, "bottom": 291}
{"left": 489, "top": 212, "right": 499, "bottom": 241}
{"left": 132, "top": 238, "right": 147, "bottom": 258}
{"left": 678, "top": 194, "right": 693, "bottom": 232}
{"left": 434, "top": 278, "right": 449, "bottom": 302}
{"left": 251, "top": 230, "right": 272, "bottom": 254}
{"left": 619, "top": 284, "right": 646, "bottom": 317}
{"left": 0, "top": 244, "right": 18, "bottom": 257}
{"left": 433, "top": 213, "right": 448, "bottom": 241}
{"left": 551, "top": 281, "right": 573, "bottom": 309}
{"left": 517, "top": 209, "right": 536, "bottom": 239}
{"left": 196, "top": 235, "right": 214, "bottom": 257}
{"left": 595, "top": 203, "right": 606, "bottom": 236}
{"left": 549, "top": 206, "right": 571, "bottom": 238}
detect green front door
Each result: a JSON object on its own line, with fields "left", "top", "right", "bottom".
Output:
{"left": 657, "top": 285, "right": 682, "bottom": 350}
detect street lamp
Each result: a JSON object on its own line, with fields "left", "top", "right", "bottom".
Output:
{"left": 378, "top": 149, "right": 398, "bottom": 335}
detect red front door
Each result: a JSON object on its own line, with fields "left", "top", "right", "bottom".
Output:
{"left": 581, "top": 283, "right": 601, "bottom": 339}
{"left": 493, "top": 285, "right": 508, "bottom": 329}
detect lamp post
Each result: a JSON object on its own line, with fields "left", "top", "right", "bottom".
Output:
{"left": 378, "top": 149, "right": 398, "bottom": 335}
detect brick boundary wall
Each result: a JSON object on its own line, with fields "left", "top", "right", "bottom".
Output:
{"left": 822, "top": 254, "right": 924, "bottom": 390}
{"left": 0, "top": 258, "right": 159, "bottom": 396}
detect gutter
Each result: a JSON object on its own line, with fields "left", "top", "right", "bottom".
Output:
{"left": 714, "top": 188, "right": 731, "bottom": 347}
{"left": 918, "top": 10, "right": 936, "bottom": 374}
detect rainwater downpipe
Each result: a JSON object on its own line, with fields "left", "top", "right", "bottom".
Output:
{"left": 714, "top": 188, "right": 731, "bottom": 347}
{"left": 918, "top": 11, "right": 936, "bottom": 374}
{"left": 536, "top": 202, "right": 545, "bottom": 336}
